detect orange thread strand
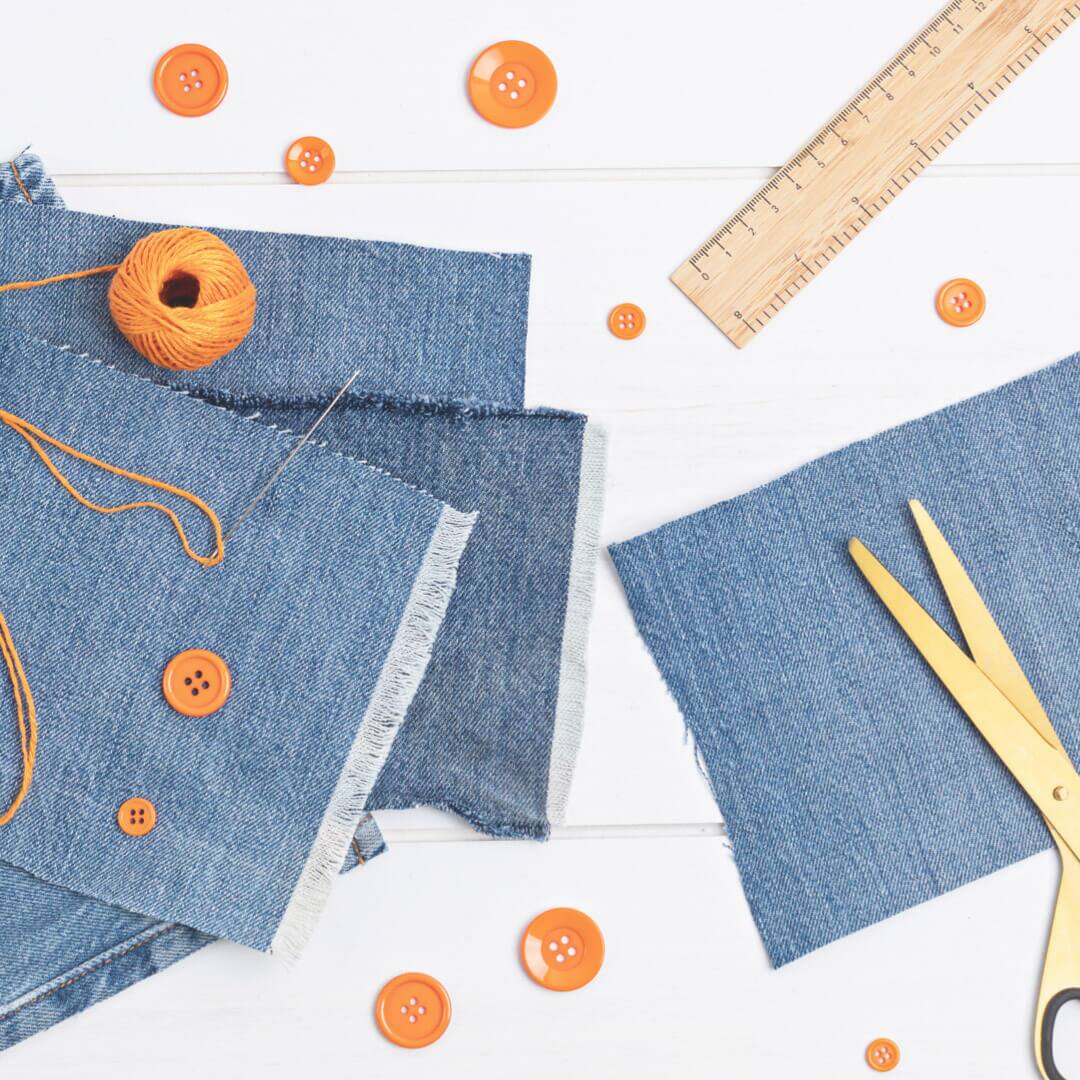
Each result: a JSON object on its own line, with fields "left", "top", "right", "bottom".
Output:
{"left": 0, "top": 612, "right": 35, "bottom": 827}
{"left": 9, "top": 160, "right": 32, "bottom": 206}
{"left": 0, "top": 410, "right": 224, "bottom": 568}
{"left": 0, "top": 264, "right": 119, "bottom": 293}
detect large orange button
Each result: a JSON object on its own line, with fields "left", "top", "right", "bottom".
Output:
{"left": 866, "top": 1037, "right": 901, "bottom": 1072}
{"left": 285, "top": 137, "right": 336, "bottom": 186}
{"left": 163, "top": 649, "right": 231, "bottom": 717}
{"left": 608, "top": 303, "right": 646, "bottom": 340}
{"left": 153, "top": 44, "right": 228, "bottom": 118}
{"left": 521, "top": 907, "right": 604, "bottom": 991}
{"left": 118, "top": 797, "right": 156, "bottom": 837}
{"left": 468, "top": 41, "right": 557, "bottom": 128}
{"left": 374, "top": 973, "right": 451, "bottom": 1049}
{"left": 935, "top": 277, "right": 985, "bottom": 327}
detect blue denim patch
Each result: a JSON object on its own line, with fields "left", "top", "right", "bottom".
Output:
{"left": 611, "top": 356, "right": 1080, "bottom": 966}
{"left": 233, "top": 394, "right": 606, "bottom": 836}
{"left": 0, "top": 324, "right": 475, "bottom": 955}
{"left": 0, "top": 201, "right": 530, "bottom": 405}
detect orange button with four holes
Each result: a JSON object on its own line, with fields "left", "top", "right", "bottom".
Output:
{"left": 520, "top": 907, "right": 604, "bottom": 991}
{"left": 375, "top": 972, "right": 452, "bottom": 1049}
{"left": 608, "top": 303, "right": 646, "bottom": 340}
{"left": 935, "top": 277, "right": 985, "bottom": 327}
{"left": 285, "top": 136, "right": 336, "bottom": 185}
{"left": 163, "top": 649, "right": 231, "bottom": 717}
{"left": 153, "top": 44, "right": 229, "bottom": 117}
{"left": 468, "top": 41, "right": 557, "bottom": 128}
{"left": 866, "top": 1037, "right": 901, "bottom": 1072}
{"left": 117, "top": 797, "right": 157, "bottom": 837}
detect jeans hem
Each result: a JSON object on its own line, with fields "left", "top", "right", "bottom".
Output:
{"left": 0, "top": 922, "right": 212, "bottom": 1050}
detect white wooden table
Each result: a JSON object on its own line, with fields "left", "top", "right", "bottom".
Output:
{"left": 4, "top": 2, "right": 1079, "bottom": 1075}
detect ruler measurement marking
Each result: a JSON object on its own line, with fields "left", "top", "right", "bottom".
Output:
{"left": 671, "top": 0, "right": 1076, "bottom": 346}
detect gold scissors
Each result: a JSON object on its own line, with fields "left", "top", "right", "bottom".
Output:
{"left": 850, "top": 500, "right": 1080, "bottom": 1080}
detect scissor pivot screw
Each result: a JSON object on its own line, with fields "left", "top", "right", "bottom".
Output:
{"left": 1054, "top": 786, "right": 1070, "bottom": 801}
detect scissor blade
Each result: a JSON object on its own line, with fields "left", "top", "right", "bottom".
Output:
{"left": 848, "top": 537, "right": 1080, "bottom": 859}
{"left": 908, "top": 500, "right": 1060, "bottom": 754}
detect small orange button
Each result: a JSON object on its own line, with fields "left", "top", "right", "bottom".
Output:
{"left": 153, "top": 44, "right": 229, "bottom": 118}
{"left": 374, "top": 972, "right": 451, "bottom": 1049}
{"left": 935, "top": 278, "right": 985, "bottom": 327}
{"left": 163, "top": 649, "right": 231, "bottom": 717}
{"left": 608, "top": 303, "right": 646, "bottom": 340}
{"left": 468, "top": 41, "right": 557, "bottom": 129}
{"left": 866, "top": 1037, "right": 901, "bottom": 1072}
{"left": 285, "top": 137, "right": 336, "bottom": 186}
{"left": 118, "top": 797, "right": 156, "bottom": 837}
{"left": 521, "top": 907, "right": 604, "bottom": 991}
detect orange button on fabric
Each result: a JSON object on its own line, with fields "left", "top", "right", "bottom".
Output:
{"left": 163, "top": 649, "right": 231, "bottom": 717}
{"left": 935, "top": 277, "right": 985, "bottom": 327}
{"left": 285, "top": 137, "right": 336, "bottom": 186}
{"left": 153, "top": 44, "right": 229, "bottom": 118}
{"left": 374, "top": 972, "right": 451, "bottom": 1049}
{"left": 468, "top": 41, "right": 557, "bottom": 128}
{"left": 608, "top": 303, "right": 646, "bottom": 340}
{"left": 117, "top": 797, "right": 156, "bottom": 837}
{"left": 521, "top": 907, "right": 604, "bottom": 991}
{"left": 866, "top": 1037, "right": 901, "bottom": 1072}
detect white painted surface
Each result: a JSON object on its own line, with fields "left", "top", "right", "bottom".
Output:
{"left": 3, "top": 1, "right": 1079, "bottom": 1075}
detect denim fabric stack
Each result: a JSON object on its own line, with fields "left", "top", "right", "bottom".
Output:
{"left": 0, "top": 154, "right": 605, "bottom": 1047}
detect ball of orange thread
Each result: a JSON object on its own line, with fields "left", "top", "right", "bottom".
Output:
{"left": 107, "top": 227, "right": 256, "bottom": 371}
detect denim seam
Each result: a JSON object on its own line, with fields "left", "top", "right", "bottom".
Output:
{"left": 188, "top": 385, "right": 585, "bottom": 423}
{"left": 0, "top": 922, "right": 178, "bottom": 1024}
{"left": 350, "top": 837, "right": 363, "bottom": 866}
{"left": 11, "top": 332, "right": 453, "bottom": 509}
{"left": 7, "top": 161, "right": 32, "bottom": 206}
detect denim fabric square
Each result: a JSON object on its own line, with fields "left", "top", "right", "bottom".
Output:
{"left": 0, "top": 325, "right": 475, "bottom": 956}
{"left": 232, "top": 394, "right": 607, "bottom": 835}
{"left": 610, "top": 357, "right": 1080, "bottom": 966}
{"left": 0, "top": 200, "right": 530, "bottom": 405}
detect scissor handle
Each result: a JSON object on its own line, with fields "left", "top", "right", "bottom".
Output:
{"left": 1041, "top": 988, "right": 1080, "bottom": 1080}
{"left": 1035, "top": 837, "right": 1080, "bottom": 1080}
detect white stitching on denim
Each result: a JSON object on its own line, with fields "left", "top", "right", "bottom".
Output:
{"left": 19, "top": 334, "right": 450, "bottom": 507}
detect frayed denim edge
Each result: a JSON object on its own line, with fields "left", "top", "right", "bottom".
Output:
{"left": 270, "top": 505, "right": 478, "bottom": 962}
{"left": 546, "top": 423, "right": 609, "bottom": 826}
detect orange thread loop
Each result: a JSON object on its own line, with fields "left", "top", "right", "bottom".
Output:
{"left": 0, "top": 410, "right": 224, "bottom": 568}
{"left": 0, "top": 227, "right": 256, "bottom": 371}
{"left": 0, "top": 612, "right": 35, "bottom": 827}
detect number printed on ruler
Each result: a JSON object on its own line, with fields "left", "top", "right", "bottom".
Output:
{"left": 672, "top": 0, "right": 1078, "bottom": 347}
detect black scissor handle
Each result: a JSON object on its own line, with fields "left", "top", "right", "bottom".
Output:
{"left": 1041, "top": 988, "right": 1080, "bottom": 1080}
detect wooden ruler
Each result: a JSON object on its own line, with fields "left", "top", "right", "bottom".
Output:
{"left": 672, "top": 0, "right": 1077, "bottom": 347}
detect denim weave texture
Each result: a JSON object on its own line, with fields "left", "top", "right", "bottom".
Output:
{"left": 611, "top": 357, "right": 1080, "bottom": 966}
{"left": 0, "top": 153, "right": 605, "bottom": 1049}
